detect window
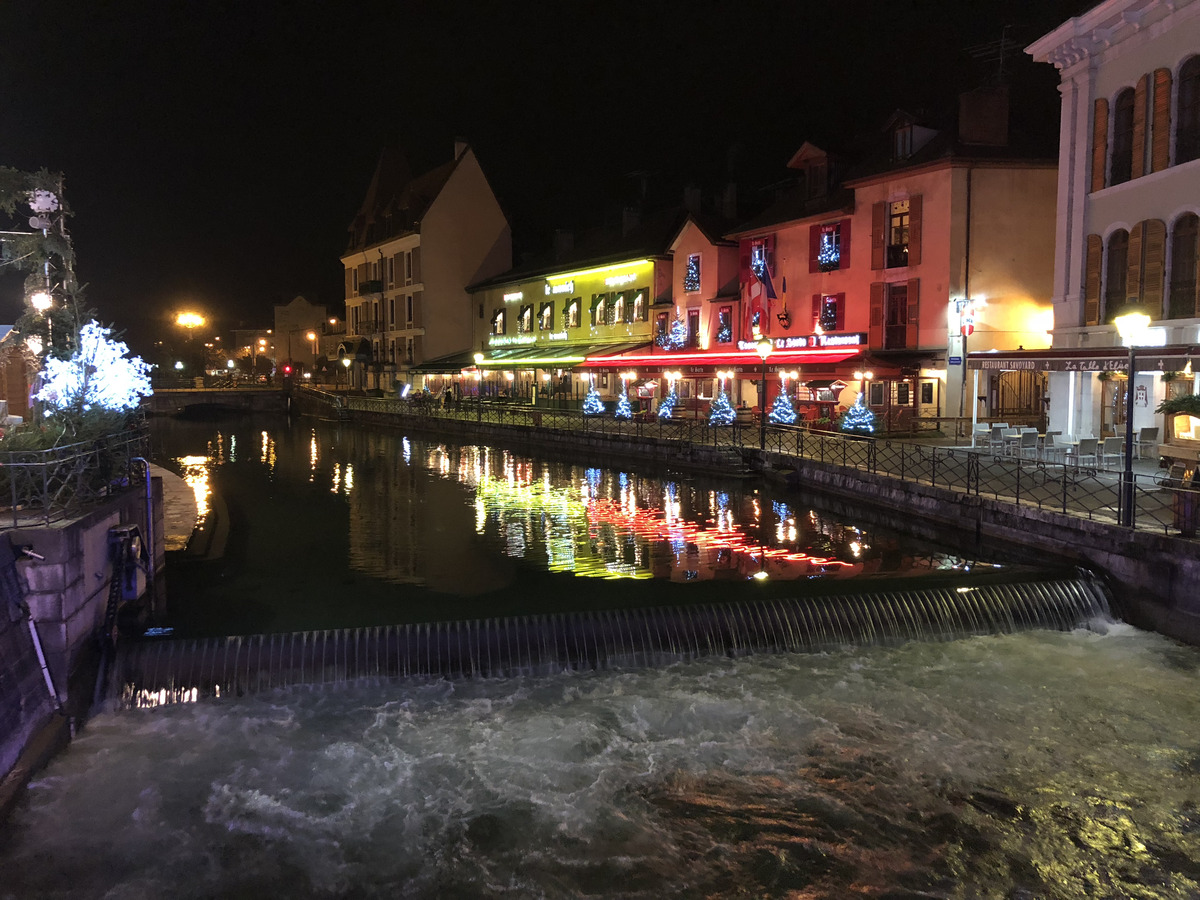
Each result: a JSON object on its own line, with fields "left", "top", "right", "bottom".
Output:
{"left": 1179, "top": 56, "right": 1200, "bottom": 165}
{"left": 632, "top": 291, "right": 646, "bottom": 323}
{"left": 591, "top": 294, "right": 607, "bottom": 327}
{"left": 750, "top": 310, "right": 762, "bottom": 334}
{"left": 884, "top": 283, "right": 908, "bottom": 348}
{"left": 1110, "top": 88, "right": 1135, "bottom": 186}
{"left": 1169, "top": 214, "right": 1199, "bottom": 319}
{"left": 518, "top": 305, "right": 533, "bottom": 333}
{"left": 816, "top": 223, "right": 841, "bottom": 271}
{"left": 566, "top": 299, "right": 581, "bottom": 328}
{"left": 388, "top": 257, "right": 395, "bottom": 286}
{"left": 812, "top": 293, "right": 845, "bottom": 331}
{"left": 893, "top": 125, "right": 913, "bottom": 160}
{"left": 406, "top": 295, "right": 414, "bottom": 327}
{"left": 655, "top": 311, "right": 668, "bottom": 342}
{"left": 614, "top": 292, "right": 626, "bottom": 325}
{"left": 405, "top": 338, "right": 414, "bottom": 363}
{"left": 684, "top": 254, "right": 701, "bottom": 292}
{"left": 404, "top": 252, "right": 413, "bottom": 282}
{"left": 887, "top": 199, "right": 910, "bottom": 268}
{"left": 491, "top": 309, "right": 506, "bottom": 335}
{"left": 1104, "top": 229, "right": 1130, "bottom": 321}
{"left": 750, "top": 239, "right": 772, "bottom": 280}
{"left": 870, "top": 280, "right": 919, "bottom": 350}
{"left": 539, "top": 302, "right": 554, "bottom": 331}
{"left": 389, "top": 298, "right": 395, "bottom": 327}
{"left": 716, "top": 306, "right": 732, "bottom": 343}
{"left": 687, "top": 309, "right": 700, "bottom": 347}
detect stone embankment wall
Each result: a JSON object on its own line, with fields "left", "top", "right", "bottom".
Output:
{"left": 1, "top": 480, "right": 166, "bottom": 815}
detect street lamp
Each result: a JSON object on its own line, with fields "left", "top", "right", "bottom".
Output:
{"left": 756, "top": 336, "right": 773, "bottom": 450}
{"left": 1114, "top": 301, "right": 1151, "bottom": 528}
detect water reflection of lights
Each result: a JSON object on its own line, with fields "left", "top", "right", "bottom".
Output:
{"left": 309, "top": 433, "right": 319, "bottom": 481}
{"left": 259, "top": 431, "right": 277, "bottom": 469}
{"left": 402, "top": 437, "right": 411, "bottom": 466}
{"left": 176, "top": 455, "right": 211, "bottom": 520}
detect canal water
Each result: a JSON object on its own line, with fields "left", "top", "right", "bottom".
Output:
{"left": 2, "top": 416, "right": 1199, "bottom": 898}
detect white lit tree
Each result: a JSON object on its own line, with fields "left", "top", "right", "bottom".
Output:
{"left": 840, "top": 393, "right": 876, "bottom": 435}
{"left": 614, "top": 386, "right": 632, "bottom": 420}
{"left": 35, "top": 321, "right": 152, "bottom": 417}
{"left": 583, "top": 385, "right": 605, "bottom": 415}
{"left": 768, "top": 391, "right": 797, "bottom": 424}
{"left": 708, "top": 390, "right": 735, "bottom": 425}
{"left": 657, "top": 386, "right": 677, "bottom": 419}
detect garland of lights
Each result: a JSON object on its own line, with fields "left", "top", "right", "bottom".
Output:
{"left": 583, "top": 386, "right": 605, "bottom": 415}
{"left": 35, "top": 321, "right": 151, "bottom": 413}
{"left": 768, "top": 391, "right": 797, "bottom": 425}
{"left": 840, "top": 393, "right": 876, "bottom": 435}
{"left": 683, "top": 255, "right": 700, "bottom": 292}
{"left": 708, "top": 390, "right": 735, "bottom": 426}
{"left": 614, "top": 389, "right": 632, "bottom": 420}
{"left": 657, "top": 387, "right": 677, "bottom": 420}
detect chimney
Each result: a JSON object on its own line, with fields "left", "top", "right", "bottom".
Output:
{"left": 683, "top": 184, "right": 702, "bottom": 214}
{"left": 720, "top": 182, "right": 738, "bottom": 220}
{"left": 454, "top": 138, "right": 469, "bottom": 159}
{"left": 622, "top": 206, "right": 640, "bottom": 236}
{"left": 554, "top": 229, "right": 574, "bottom": 262}
{"left": 958, "top": 85, "right": 1009, "bottom": 146}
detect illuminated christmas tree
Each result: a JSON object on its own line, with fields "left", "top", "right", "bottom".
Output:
{"left": 840, "top": 393, "right": 876, "bottom": 435}
{"left": 614, "top": 389, "right": 632, "bottom": 420}
{"left": 708, "top": 390, "right": 735, "bottom": 426}
{"left": 583, "top": 386, "right": 605, "bottom": 415}
{"left": 768, "top": 391, "right": 797, "bottom": 424}
{"left": 657, "top": 387, "right": 677, "bottom": 419}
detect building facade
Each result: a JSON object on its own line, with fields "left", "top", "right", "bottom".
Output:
{"left": 1025, "top": 0, "right": 1200, "bottom": 441}
{"left": 727, "top": 103, "right": 1058, "bottom": 430}
{"left": 341, "top": 142, "right": 511, "bottom": 392}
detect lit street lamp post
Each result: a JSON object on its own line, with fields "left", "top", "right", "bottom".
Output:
{"left": 1114, "top": 302, "right": 1151, "bottom": 528}
{"left": 756, "top": 336, "right": 773, "bottom": 450}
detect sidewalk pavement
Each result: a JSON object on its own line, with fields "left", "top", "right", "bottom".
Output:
{"left": 150, "top": 464, "right": 197, "bottom": 552}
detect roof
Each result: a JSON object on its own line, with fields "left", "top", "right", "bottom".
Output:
{"left": 725, "top": 186, "right": 856, "bottom": 238}
{"left": 346, "top": 148, "right": 462, "bottom": 253}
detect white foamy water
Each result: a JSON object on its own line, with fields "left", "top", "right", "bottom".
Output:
{"left": 4, "top": 624, "right": 1200, "bottom": 899}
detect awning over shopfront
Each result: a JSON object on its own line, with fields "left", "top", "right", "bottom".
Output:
{"left": 408, "top": 349, "right": 479, "bottom": 374}
{"left": 582, "top": 346, "right": 862, "bottom": 372}
{"left": 475, "top": 341, "right": 646, "bottom": 368}
{"left": 968, "top": 345, "right": 1198, "bottom": 373}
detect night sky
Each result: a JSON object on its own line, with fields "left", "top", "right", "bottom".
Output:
{"left": 0, "top": 0, "right": 1091, "bottom": 356}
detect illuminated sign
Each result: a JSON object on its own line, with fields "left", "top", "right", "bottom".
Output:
{"left": 545, "top": 280, "right": 575, "bottom": 295}
{"left": 604, "top": 273, "right": 638, "bottom": 287}
{"left": 488, "top": 334, "right": 536, "bottom": 347}
{"left": 547, "top": 331, "right": 568, "bottom": 341}
{"left": 502, "top": 291, "right": 524, "bottom": 302}
{"left": 738, "top": 333, "right": 866, "bottom": 352}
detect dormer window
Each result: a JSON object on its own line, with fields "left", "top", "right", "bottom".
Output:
{"left": 893, "top": 125, "right": 913, "bottom": 160}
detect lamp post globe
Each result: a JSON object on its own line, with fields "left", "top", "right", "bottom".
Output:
{"left": 1113, "top": 302, "right": 1151, "bottom": 528}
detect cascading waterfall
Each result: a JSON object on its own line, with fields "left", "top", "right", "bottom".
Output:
{"left": 112, "top": 571, "right": 1112, "bottom": 709}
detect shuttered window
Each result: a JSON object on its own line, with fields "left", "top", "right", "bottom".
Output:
{"left": 1151, "top": 68, "right": 1172, "bottom": 173}
{"left": 1178, "top": 56, "right": 1200, "bottom": 165}
{"left": 869, "top": 282, "right": 884, "bottom": 347}
{"left": 1084, "top": 234, "right": 1103, "bottom": 326}
{"left": 1132, "top": 74, "right": 1149, "bottom": 180}
{"left": 1110, "top": 88, "right": 1135, "bottom": 186}
{"left": 1142, "top": 219, "right": 1167, "bottom": 319}
{"left": 1091, "top": 99, "right": 1109, "bottom": 192}
{"left": 1168, "top": 214, "right": 1199, "bottom": 319}
{"left": 905, "top": 279, "right": 920, "bottom": 349}
{"left": 870, "top": 203, "right": 886, "bottom": 270}
{"left": 1104, "top": 230, "right": 1130, "bottom": 322}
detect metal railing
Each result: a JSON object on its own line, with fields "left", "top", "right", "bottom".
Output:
{"left": 0, "top": 429, "right": 151, "bottom": 528}
{"left": 303, "top": 390, "right": 1199, "bottom": 539}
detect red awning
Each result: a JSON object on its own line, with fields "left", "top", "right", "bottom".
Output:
{"left": 583, "top": 348, "right": 861, "bottom": 369}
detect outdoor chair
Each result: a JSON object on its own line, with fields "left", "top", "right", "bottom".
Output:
{"left": 1066, "top": 437, "right": 1099, "bottom": 469}
{"left": 1016, "top": 430, "right": 1039, "bottom": 461}
{"left": 1040, "top": 432, "right": 1066, "bottom": 463}
{"left": 1137, "top": 427, "right": 1159, "bottom": 459}
{"left": 1099, "top": 436, "right": 1124, "bottom": 469}
{"left": 987, "top": 426, "right": 1007, "bottom": 454}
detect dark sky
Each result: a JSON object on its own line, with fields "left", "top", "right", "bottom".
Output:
{"left": 0, "top": 0, "right": 1090, "bottom": 356}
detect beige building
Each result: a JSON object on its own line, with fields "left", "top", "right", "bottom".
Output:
{"left": 341, "top": 141, "right": 511, "bottom": 391}
{"left": 1026, "top": 0, "right": 1200, "bottom": 441}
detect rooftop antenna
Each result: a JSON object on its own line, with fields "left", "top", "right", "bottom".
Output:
{"left": 965, "top": 25, "right": 1020, "bottom": 83}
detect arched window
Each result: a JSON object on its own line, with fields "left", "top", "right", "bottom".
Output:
{"left": 1104, "top": 229, "right": 1130, "bottom": 321}
{"left": 1178, "top": 56, "right": 1200, "bottom": 165}
{"left": 1169, "top": 213, "right": 1199, "bottom": 319}
{"left": 1110, "top": 88, "right": 1136, "bottom": 185}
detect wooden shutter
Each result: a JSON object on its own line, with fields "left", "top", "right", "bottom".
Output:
{"left": 811, "top": 293, "right": 821, "bottom": 329}
{"left": 869, "top": 282, "right": 884, "bottom": 348}
{"left": 871, "top": 202, "right": 886, "bottom": 270}
{"left": 344, "top": 269, "right": 353, "bottom": 299}
{"left": 1133, "top": 74, "right": 1149, "bottom": 179}
{"left": 809, "top": 225, "right": 821, "bottom": 274}
{"left": 1152, "top": 68, "right": 1172, "bottom": 173}
{"left": 1084, "top": 234, "right": 1102, "bottom": 326}
{"left": 411, "top": 247, "right": 421, "bottom": 283}
{"left": 835, "top": 292, "right": 846, "bottom": 330}
{"left": 907, "top": 195, "right": 922, "bottom": 266}
{"left": 1092, "top": 98, "right": 1109, "bottom": 192}
{"left": 840, "top": 218, "right": 852, "bottom": 269}
{"left": 1143, "top": 219, "right": 1167, "bottom": 319}
{"left": 905, "top": 278, "right": 920, "bottom": 349}
{"left": 1128, "top": 221, "right": 1144, "bottom": 303}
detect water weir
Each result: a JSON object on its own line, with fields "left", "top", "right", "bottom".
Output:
{"left": 112, "top": 571, "right": 1111, "bottom": 709}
